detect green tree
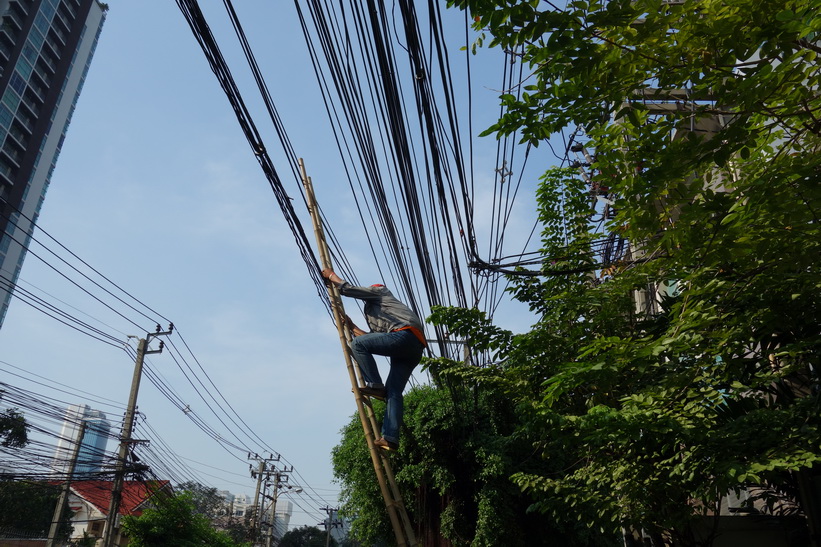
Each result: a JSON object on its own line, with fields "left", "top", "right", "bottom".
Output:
{"left": 177, "top": 480, "right": 228, "bottom": 519}
{"left": 332, "top": 387, "right": 621, "bottom": 546}
{"left": 278, "top": 525, "right": 336, "bottom": 547}
{"left": 0, "top": 479, "right": 73, "bottom": 540}
{"left": 220, "top": 519, "right": 255, "bottom": 545}
{"left": 121, "top": 491, "right": 249, "bottom": 547}
{"left": 429, "top": 0, "right": 820, "bottom": 542}
{"left": 71, "top": 531, "right": 98, "bottom": 547}
{"left": 0, "top": 391, "right": 28, "bottom": 448}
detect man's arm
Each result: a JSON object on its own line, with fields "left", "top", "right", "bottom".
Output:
{"left": 321, "top": 270, "right": 369, "bottom": 335}
{"left": 345, "top": 315, "right": 368, "bottom": 337}
{"left": 321, "top": 268, "right": 382, "bottom": 300}
{"left": 321, "top": 268, "right": 344, "bottom": 286}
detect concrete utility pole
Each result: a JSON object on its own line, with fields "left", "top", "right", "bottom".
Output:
{"left": 264, "top": 466, "right": 296, "bottom": 547}
{"left": 46, "top": 423, "right": 86, "bottom": 547}
{"left": 250, "top": 458, "right": 265, "bottom": 538}
{"left": 265, "top": 472, "right": 282, "bottom": 547}
{"left": 249, "top": 453, "right": 280, "bottom": 542}
{"left": 102, "top": 324, "right": 173, "bottom": 547}
{"left": 320, "top": 505, "right": 341, "bottom": 547}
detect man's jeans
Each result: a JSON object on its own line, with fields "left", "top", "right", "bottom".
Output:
{"left": 350, "top": 329, "right": 423, "bottom": 444}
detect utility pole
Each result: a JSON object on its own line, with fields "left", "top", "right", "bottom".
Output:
{"left": 46, "top": 423, "right": 86, "bottom": 547}
{"left": 265, "top": 468, "right": 284, "bottom": 547}
{"left": 265, "top": 470, "right": 282, "bottom": 547}
{"left": 320, "top": 505, "right": 341, "bottom": 547}
{"left": 265, "top": 485, "right": 278, "bottom": 547}
{"left": 249, "top": 453, "right": 279, "bottom": 543}
{"left": 250, "top": 458, "right": 265, "bottom": 540}
{"left": 264, "top": 466, "right": 296, "bottom": 547}
{"left": 102, "top": 324, "right": 173, "bottom": 547}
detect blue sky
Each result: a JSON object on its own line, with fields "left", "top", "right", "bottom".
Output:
{"left": 0, "top": 0, "right": 552, "bottom": 528}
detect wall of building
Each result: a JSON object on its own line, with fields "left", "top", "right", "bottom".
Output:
{"left": 0, "top": 0, "right": 107, "bottom": 328}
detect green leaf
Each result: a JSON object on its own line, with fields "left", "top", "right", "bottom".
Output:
{"left": 775, "top": 9, "right": 794, "bottom": 21}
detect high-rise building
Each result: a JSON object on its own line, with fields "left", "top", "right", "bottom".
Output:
{"left": 0, "top": 0, "right": 107, "bottom": 327}
{"left": 53, "top": 403, "right": 111, "bottom": 477}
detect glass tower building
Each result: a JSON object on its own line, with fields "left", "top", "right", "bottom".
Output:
{"left": 0, "top": 0, "right": 107, "bottom": 327}
{"left": 53, "top": 403, "right": 111, "bottom": 477}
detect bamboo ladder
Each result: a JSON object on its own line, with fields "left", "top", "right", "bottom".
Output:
{"left": 300, "top": 159, "right": 418, "bottom": 547}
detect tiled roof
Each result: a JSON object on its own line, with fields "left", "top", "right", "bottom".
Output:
{"left": 70, "top": 480, "right": 171, "bottom": 516}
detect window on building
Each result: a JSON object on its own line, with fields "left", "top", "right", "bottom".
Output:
{"left": 28, "top": 28, "right": 45, "bottom": 50}
{"left": 22, "top": 42, "right": 38, "bottom": 63}
{"left": 16, "top": 57, "right": 33, "bottom": 80}
{"left": 39, "top": 2, "right": 56, "bottom": 20}
{"left": 34, "top": 13, "right": 50, "bottom": 35}
{"left": 9, "top": 72, "right": 26, "bottom": 95}
{"left": 2, "top": 89, "right": 21, "bottom": 113}
{"left": 0, "top": 104, "right": 12, "bottom": 129}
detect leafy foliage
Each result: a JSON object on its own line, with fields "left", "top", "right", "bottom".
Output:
{"left": 278, "top": 525, "right": 336, "bottom": 547}
{"left": 219, "top": 519, "right": 255, "bottom": 545}
{"left": 0, "top": 391, "right": 28, "bottom": 448}
{"left": 72, "top": 531, "right": 98, "bottom": 547}
{"left": 0, "top": 479, "right": 72, "bottom": 541}
{"left": 430, "top": 0, "right": 821, "bottom": 541}
{"left": 331, "top": 401, "right": 394, "bottom": 544}
{"left": 177, "top": 480, "right": 228, "bottom": 519}
{"left": 332, "top": 387, "right": 621, "bottom": 546}
{"left": 121, "top": 491, "right": 249, "bottom": 547}
{"left": 335, "top": 0, "right": 819, "bottom": 541}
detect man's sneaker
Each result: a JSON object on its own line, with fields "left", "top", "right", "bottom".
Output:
{"left": 359, "top": 386, "right": 387, "bottom": 400}
{"left": 374, "top": 437, "right": 399, "bottom": 451}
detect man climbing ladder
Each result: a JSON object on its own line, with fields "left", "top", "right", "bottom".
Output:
{"left": 321, "top": 269, "right": 427, "bottom": 451}
{"left": 301, "top": 158, "right": 419, "bottom": 546}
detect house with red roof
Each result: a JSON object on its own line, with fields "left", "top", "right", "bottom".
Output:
{"left": 65, "top": 480, "right": 172, "bottom": 546}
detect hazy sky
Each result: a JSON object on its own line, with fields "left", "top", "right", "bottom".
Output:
{"left": 0, "top": 0, "right": 552, "bottom": 529}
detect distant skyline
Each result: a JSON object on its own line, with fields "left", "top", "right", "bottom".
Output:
{"left": 0, "top": 0, "right": 553, "bottom": 530}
